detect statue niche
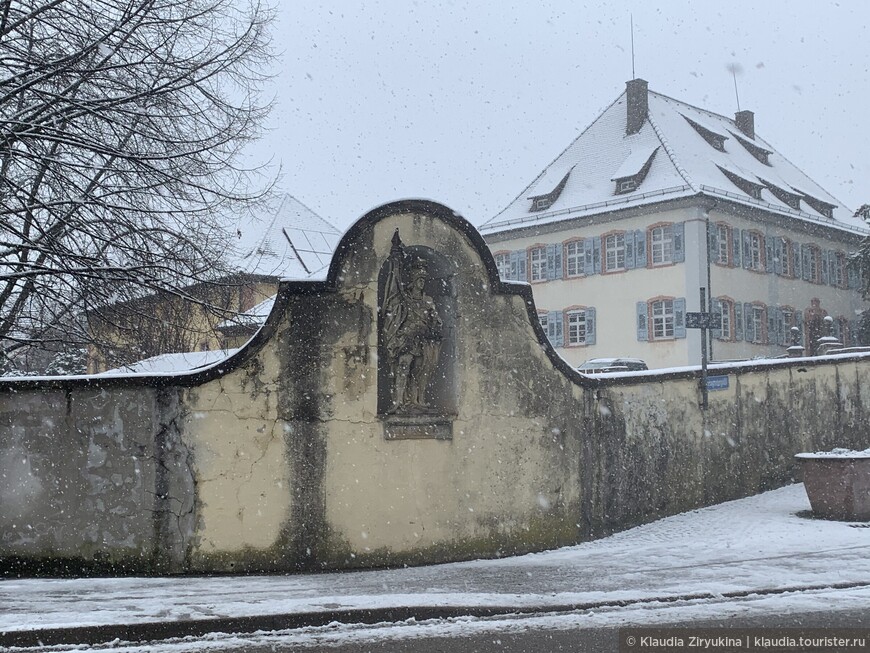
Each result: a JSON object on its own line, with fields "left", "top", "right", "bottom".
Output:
{"left": 377, "top": 230, "right": 456, "bottom": 432}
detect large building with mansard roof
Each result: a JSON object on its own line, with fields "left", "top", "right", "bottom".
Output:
{"left": 480, "top": 79, "right": 868, "bottom": 369}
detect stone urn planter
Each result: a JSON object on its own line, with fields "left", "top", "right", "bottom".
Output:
{"left": 795, "top": 448, "right": 870, "bottom": 521}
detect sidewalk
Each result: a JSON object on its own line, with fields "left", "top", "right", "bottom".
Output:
{"left": 2, "top": 484, "right": 870, "bottom": 648}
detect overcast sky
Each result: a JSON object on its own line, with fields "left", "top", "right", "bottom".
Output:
{"left": 257, "top": 1, "right": 870, "bottom": 230}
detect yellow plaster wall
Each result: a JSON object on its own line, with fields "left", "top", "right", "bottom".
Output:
{"left": 312, "top": 212, "right": 584, "bottom": 558}
{"left": 181, "top": 321, "right": 289, "bottom": 557}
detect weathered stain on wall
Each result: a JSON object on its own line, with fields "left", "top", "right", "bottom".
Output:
{"left": 1, "top": 200, "right": 869, "bottom": 576}
{"left": 0, "top": 388, "right": 162, "bottom": 572}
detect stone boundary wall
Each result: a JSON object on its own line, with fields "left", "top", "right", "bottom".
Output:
{"left": 1, "top": 200, "right": 868, "bottom": 575}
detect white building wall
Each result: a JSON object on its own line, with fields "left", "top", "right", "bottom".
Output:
{"left": 487, "top": 206, "right": 699, "bottom": 369}
{"left": 706, "top": 208, "right": 864, "bottom": 362}
{"left": 485, "top": 203, "right": 867, "bottom": 370}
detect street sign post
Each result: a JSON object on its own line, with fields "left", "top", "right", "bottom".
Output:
{"left": 686, "top": 289, "right": 722, "bottom": 409}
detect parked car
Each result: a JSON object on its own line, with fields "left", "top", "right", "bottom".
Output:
{"left": 577, "top": 357, "right": 648, "bottom": 374}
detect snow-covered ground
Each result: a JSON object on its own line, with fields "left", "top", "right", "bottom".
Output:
{"left": 2, "top": 484, "right": 870, "bottom": 650}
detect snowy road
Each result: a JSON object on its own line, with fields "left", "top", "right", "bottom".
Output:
{"left": 2, "top": 484, "right": 870, "bottom": 650}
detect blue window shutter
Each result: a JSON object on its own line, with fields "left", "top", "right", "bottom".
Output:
{"left": 517, "top": 250, "right": 527, "bottom": 281}
{"left": 674, "top": 298, "right": 686, "bottom": 338}
{"left": 821, "top": 250, "right": 830, "bottom": 285}
{"left": 546, "top": 310, "right": 558, "bottom": 345}
{"left": 768, "top": 308, "right": 777, "bottom": 346}
{"left": 625, "top": 234, "right": 635, "bottom": 269}
{"left": 583, "top": 239, "right": 594, "bottom": 275}
{"left": 793, "top": 244, "right": 802, "bottom": 279}
{"left": 742, "top": 230, "right": 752, "bottom": 269}
{"left": 777, "top": 308, "right": 787, "bottom": 345}
{"left": 553, "top": 244, "right": 562, "bottom": 279}
{"left": 773, "top": 238, "right": 783, "bottom": 275}
{"left": 801, "top": 245, "right": 815, "bottom": 281}
{"left": 744, "top": 302, "right": 755, "bottom": 342}
{"left": 546, "top": 244, "right": 557, "bottom": 281}
{"left": 635, "top": 229, "right": 647, "bottom": 267}
{"left": 553, "top": 311, "right": 563, "bottom": 347}
{"left": 711, "top": 300, "right": 723, "bottom": 338}
{"left": 708, "top": 225, "right": 718, "bottom": 263}
{"left": 732, "top": 228, "right": 741, "bottom": 268}
{"left": 735, "top": 302, "right": 744, "bottom": 341}
{"left": 673, "top": 222, "right": 685, "bottom": 263}
{"left": 636, "top": 301, "right": 649, "bottom": 341}
{"left": 848, "top": 262, "right": 859, "bottom": 289}
{"left": 586, "top": 307, "right": 596, "bottom": 345}
{"left": 593, "top": 236, "right": 602, "bottom": 274}
{"left": 794, "top": 312, "right": 802, "bottom": 340}
{"left": 765, "top": 236, "right": 775, "bottom": 273}
{"left": 782, "top": 317, "right": 791, "bottom": 346}
{"left": 508, "top": 251, "right": 518, "bottom": 280}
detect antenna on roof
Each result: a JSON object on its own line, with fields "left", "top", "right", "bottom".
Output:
{"left": 630, "top": 15, "right": 636, "bottom": 79}
{"left": 726, "top": 62, "right": 743, "bottom": 111}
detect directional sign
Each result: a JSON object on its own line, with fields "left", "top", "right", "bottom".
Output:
{"left": 685, "top": 311, "right": 721, "bottom": 329}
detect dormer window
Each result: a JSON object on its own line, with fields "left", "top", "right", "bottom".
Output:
{"left": 796, "top": 193, "right": 836, "bottom": 219}
{"left": 611, "top": 145, "right": 659, "bottom": 195}
{"left": 528, "top": 169, "right": 572, "bottom": 213}
{"left": 618, "top": 179, "right": 637, "bottom": 193}
{"left": 682, "top": 115, "right": 728, "bottom": 151}
{"left": 729, "top": 131, "right": 772, "bottom": 166}
{"left": 760, "top": 179, "right": 802, "bottom": 210}
{"left": 533, "top": 197, "right": 552, "bottom": 211}
{"left": 717, "top": 165, "right": 764, "bottom": 200}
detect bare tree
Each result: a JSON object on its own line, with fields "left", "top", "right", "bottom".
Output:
{"left": 87, "top": 274, "right": 255, "bottom": 371}
{"left": 0, "top": 0, "right": 274, "bottom": 370}
{"left": 851, "top": 204, "right": 870, "bottom": 345}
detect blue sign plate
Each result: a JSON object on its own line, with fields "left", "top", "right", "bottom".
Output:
{"left": 706, "top": 375, "right": 729, "bottom": 391}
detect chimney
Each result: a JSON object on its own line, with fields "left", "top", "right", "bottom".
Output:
{"left": 735, "top": 110, "right": 755, "bottom": 139}
{"left": 626, "top": 78, "right": 648, "bottom": 135}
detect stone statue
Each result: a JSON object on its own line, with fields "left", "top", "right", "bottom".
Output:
{"left": 381, "top": 231, "right": 443, "bottom": 415}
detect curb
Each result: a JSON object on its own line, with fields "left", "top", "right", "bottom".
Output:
{"left": 4, "top": 580, "right": 870, "bottom": 648}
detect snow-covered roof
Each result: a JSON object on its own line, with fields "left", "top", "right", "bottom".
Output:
{"left": 216, "top": 294, "right": 276, "bottom": 331}
{"left": 482, "top": 86, "right": 866, "bottom": 236}
{"left": 99, "top": 349, "right": 239, "bottom": 375}
{"left": 610, "top": 145, "right": 659, "bottom": 181}
{"left": 228, "top": 194, "right": 341, "bottom": 281}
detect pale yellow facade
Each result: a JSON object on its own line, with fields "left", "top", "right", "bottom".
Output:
{"left": 87, "top": 279, "right": 278, "bottom": 373}
{"left": 484, "top": 202, "right": 866, "bottom": 370}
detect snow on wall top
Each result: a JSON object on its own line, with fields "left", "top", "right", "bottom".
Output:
{"left": 216, "top": 294, "right": 276, "bottom": 330}
{"left": 482, "top": 87, "right": 865, "bottom": 236}
{"left": 99, "top": 348, "right": 240, "bottom": 376}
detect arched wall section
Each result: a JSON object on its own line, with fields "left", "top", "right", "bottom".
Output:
{"left": 1, "top": 200, "right": 868, "bottom": 575}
